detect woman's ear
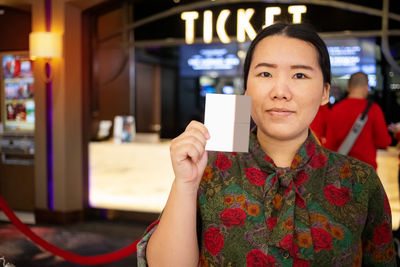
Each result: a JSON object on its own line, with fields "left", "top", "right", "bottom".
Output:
{"left": 321, "top": 83, "right": 330, "bottom": 105}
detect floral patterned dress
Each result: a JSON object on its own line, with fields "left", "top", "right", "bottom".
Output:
{"left": 137, "top": 130, "right": 396, "bottom": 266}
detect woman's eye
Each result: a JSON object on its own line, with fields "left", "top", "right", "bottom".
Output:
{"left": 258, "top": 72, "right": 271, "bottom": 77}
{"left": 293, "top": 73, "right": 307, "bottom": 79}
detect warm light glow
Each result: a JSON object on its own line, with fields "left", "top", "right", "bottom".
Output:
{"left": 216, "top": 9, "right": 231, "bottom": 44}
{"left": 203, "top": 10, "right": 213, "bottom": 44}
{"left": 29, "top": 32, "right": 62, "bottom": 59}
{"left": 264, "top": 7, "right": 281, "bottom": 28}
{"left": 181, "top": 11, "right": 199, "bottom": 44}
{"left": 182, "top": 6, "right": 308, "bottom": 44}
{"left": 289, "top": 5, "right": 307, "bottom": 23}
{"left": 237, "top": 8, "right": 256, "bottom": 42}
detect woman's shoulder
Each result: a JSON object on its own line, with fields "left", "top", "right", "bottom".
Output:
{"left": 316, "top": 148, "right": 385, "bottom": 218}
{"left": 322, "top": 147, "right": 378, "bottom": 186}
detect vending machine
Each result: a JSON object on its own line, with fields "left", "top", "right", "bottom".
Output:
{"left": 0, "top": 52, "right": 35, "bottom": 165}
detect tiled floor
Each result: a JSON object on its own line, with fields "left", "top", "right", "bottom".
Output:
{"left": 89, "top": 139, "right": 400, "bottom": 229}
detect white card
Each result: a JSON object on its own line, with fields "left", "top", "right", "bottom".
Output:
{"left": 204, "top": 94, "right": 251, "bottom": 152}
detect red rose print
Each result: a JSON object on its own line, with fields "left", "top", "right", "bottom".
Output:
{"left": 264, "top": 155, "right": 273, "bottom": 163}
{"left": 280, "top": 235, "right": 292, "bottom": 249}
{"left": 283, "top": 182, "right": 293, "bottom": 196}
{"left": 311, "top": 227, "right": 332, "bottom": 252}
{"left": 323, "top": 185, "right": 350, "bottom": 206}
{"left": 372, "top": 222, "right": 392, "bottom": 246}
{"left": 246, "top": 249, "right": 275, "bottom": 267}
{"left": 220, "top": 208, "right": 246, "bottom": 227}
{"left": 293, "top": 258, "right": 310, "bottom": 267}
{"left": 215, "top": 153, "right": 232, "bottom": 170}
{"left": 279, "top": 234, "right": 299, "bottom": 257}
{"left": 294, "top": 171, "right": 309, "bottom": 188}
{"left": 306, "top": 141, "right": 316, "bottom": 155}
{"left": 309, "top": 154, "right": 327, "bottom": 169}
{"left": 204, "top": 227, "right": 224, "bottom": 255}
{"left": 271, "top": 175, "right": 277, "bottom": 186}
{"left": 295, "top": 194, "right": 306, "bottom": 208}
{"left": 267, "top": 217, "right": 277, "bottom": 231}
{"left": 245, "top": 167, "right": 268, "bottom": 186}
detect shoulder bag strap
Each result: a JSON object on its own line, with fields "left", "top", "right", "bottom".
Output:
{"left": 337, "top": 100, "right": 373, "bottom": 155}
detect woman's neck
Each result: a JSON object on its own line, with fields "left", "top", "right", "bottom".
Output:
{"left": 256, "top": 130, "right": 308, "bottom": 168}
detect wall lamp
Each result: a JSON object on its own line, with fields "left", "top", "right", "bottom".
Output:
{"left": 29, "top": 32, "right": 62, "bottom": 60}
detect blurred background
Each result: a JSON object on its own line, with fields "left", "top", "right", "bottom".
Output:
{"left": 0, "top": 0, "right": 399, "bottom": 265}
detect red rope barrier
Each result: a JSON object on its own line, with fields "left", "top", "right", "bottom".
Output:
{"left": 0, "top": 196, "right": 142, "bottom": 265}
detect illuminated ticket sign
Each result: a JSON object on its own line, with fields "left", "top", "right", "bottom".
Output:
{"left": 181, "top": 5, "right": 307, "bottom": 44}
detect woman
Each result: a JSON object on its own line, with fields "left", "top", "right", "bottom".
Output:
{"left": 138, "top": 22, "right": 395, "bottom": 266}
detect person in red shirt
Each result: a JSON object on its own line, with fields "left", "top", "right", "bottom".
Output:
{"left": 310, "top": 103, "right": 330, "bottom": 146}
{"left": 325, "top": 71, "right": 392, "bottom": 170}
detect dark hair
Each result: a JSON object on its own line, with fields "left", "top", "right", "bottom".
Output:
{"left": 243, "top": 22, "right": 331, "bottom": 90}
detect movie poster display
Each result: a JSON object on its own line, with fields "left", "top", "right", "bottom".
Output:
{"left": 1, "top": 54, "right": 34, "bottom": 132}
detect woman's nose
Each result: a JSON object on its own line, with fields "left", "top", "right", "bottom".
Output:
{"left": 269, "top": 77, "right": 292, "bottom": 100}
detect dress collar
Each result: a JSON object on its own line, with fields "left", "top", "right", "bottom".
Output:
{"left": 249, "top": 126, "right": 323, "bottom": 172}
{"left": 248, "top": 127, "right": 328, "bottom": 261}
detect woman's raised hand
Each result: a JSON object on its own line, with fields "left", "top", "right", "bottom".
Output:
{"left": 147, "top": 121, "right": 208, "bottom": 266}
{"left": 170, "top": 121, "right": 210, "bottom": 193}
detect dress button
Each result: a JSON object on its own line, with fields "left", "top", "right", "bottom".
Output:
{"left": 279, "top": 249, "right": 290, "bottom": 259}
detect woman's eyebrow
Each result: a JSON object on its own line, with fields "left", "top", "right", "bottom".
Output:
{"left": 254, "top": 62, "right": 277, "bottom": 69}
{"left": 291, "top": 64, "right": 315, "bottom": 71}
{"left": 254, "top": 63, "right": 315, "bottom": 71}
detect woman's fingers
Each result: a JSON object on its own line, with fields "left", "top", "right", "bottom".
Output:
{"left": 172, "top": 135, "right": 205, "bottom": 163}
{"left": 170, "top": 121, "right": 210, "bottom": 183}
{"left": 185, "top": 120, "right": 210, "bottom": 140}
{"left": 172, "top": 121, "right": 209, "bottom": 156}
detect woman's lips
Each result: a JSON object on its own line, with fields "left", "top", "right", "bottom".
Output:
{"left": 266, "top": 108, "right": 295, "bottom": 117}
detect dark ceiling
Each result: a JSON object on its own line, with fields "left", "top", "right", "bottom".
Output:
{"left": 130, "top": 0, "right": 400, "bottom": 41}
{"left": 131, "top": 0, "right": 400, "bottom": 19}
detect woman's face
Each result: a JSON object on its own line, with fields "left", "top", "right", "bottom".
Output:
{"left": 245, "top": 35, "right": 330, "bottom": 142}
